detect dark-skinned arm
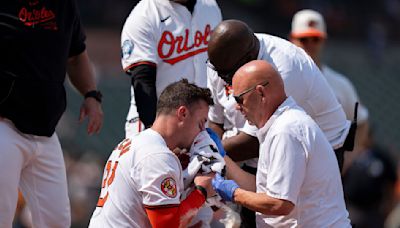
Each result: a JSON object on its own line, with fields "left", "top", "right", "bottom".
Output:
{"left": 223, "top": 131, "right": 260, "bottom": 161}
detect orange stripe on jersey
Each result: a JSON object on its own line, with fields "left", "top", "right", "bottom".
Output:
{"left": 124, "top": 61, "right": 157, "bottom": 72}
{"left": 144, "top": 188, "right": 205, "bottom": 227}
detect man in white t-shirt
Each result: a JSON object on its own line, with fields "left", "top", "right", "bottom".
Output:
{"left": 212, "top": 60, "right": 351, "bottom": 227}
{"left": 88, "top": 79, "right": 217, "bottom": 228}
{"left": 289, "top": 9, "right": 369, "bottom": 173}
{"left": 206, "top": 19, "right": 350, "bottom": 226}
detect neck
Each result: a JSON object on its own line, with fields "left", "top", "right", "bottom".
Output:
{"left": 151, "top": 115, "right": 178, "bottom": 150}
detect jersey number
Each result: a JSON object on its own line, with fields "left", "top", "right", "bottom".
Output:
{"left": 96, "top": 138, "right": 131, "bottom": 207}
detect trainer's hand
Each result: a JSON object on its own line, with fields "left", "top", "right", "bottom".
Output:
{"left": 79, "top": 98, "right": 103, "bottom": 135}
{"left": 206, "top": 128, "right": 226, "bottom": 157}
{"left": 212, "top": 173, "right": 239, "bottom": 202}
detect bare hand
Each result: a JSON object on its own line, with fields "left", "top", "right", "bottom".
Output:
{"left": 79, "top": 98, "right": 103, "bottom": 135}
{"left": 194, "top": 173, "right": 216, "bottom": 197}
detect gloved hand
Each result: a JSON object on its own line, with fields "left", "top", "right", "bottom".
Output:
{"left": 212, "top": 173, "right": 239, "bottom": 202}
{"left": 206, "top": 128, "right": 226, "bottom": 157}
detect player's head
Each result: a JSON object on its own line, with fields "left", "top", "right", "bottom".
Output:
{"left": 232, "top": 60, "right": 286, "bottom": 128}
{"left": 289, "top": 9, "right": 326, "bottom": 62}
{"left": 207, "top": 19, "right": 259, "bottom": 85}
{"left": 156, "top": 79, "right": 214, "bottom": 149}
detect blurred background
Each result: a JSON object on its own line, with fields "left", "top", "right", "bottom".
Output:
{"left": 14, "top": 0, "right": 400, "bottom": 227}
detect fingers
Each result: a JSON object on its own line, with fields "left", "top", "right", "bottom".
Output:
{"left": 80, "top": 98, "right": 104, "bottom": 135}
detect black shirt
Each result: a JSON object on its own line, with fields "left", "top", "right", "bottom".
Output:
{"left": 0, "top": 0, "right": 86, "bottom": 136}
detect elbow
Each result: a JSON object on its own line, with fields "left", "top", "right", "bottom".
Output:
{"left": 261, "top": 199, "right": 294, "bottom": 216}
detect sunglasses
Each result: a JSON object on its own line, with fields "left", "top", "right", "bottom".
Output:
{"left": 233, "top": 81, "right": 269, "bottom": 105}
{"left": 206, "top": 37, "right": 257, "bottom": 85}
{"left": 297, "top": 37, "right": 322, "bottom": 44}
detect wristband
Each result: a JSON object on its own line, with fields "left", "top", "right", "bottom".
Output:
{"left": 195, "top": 185, "right": 207, "bottom": 199}
{"left": 84, "top": 90, "right": 102, "bottom": 103}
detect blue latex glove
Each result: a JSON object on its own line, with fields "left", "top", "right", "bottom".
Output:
{"left": 206, "top": 128, "right": 226, "bottom": 157}
{"left": 212, "top": 173, "right": 239, "bottom": 202}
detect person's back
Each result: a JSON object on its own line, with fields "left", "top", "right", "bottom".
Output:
{"left": 256, "top": 99, "right": 350, "bottom": 226}
{"left": 89, "top": 129, "right": 182, "bottom": 227}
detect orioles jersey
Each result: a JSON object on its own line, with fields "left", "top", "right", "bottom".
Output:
{"left": 89, "top": 129, "right": 184, "bottom": 228}
{"left": 121, "top": 0, "right": 222, "bottom": 130}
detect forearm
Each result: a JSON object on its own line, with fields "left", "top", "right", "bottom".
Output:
{"left": 67, "top": 50, "right": 97, "bottom": 95}
{"left": 145, "top": 188, "right": 206, "bottom": 228}
{"left": 233, "top": 188, "right": 294, "bottom": 216}
{"left": 224, "top": 156, "right": 256, "bottom": 192}
{"left": 223, "top": 132, "right": 259, "bottom": 161}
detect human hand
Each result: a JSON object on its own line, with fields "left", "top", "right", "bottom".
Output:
{"left": 194, "top": 173, "right": 216, "bottom": 198}
{"left": 79, "top": 98, "right": 103, "bottom": 135}
{"left": 212, "top": 173, "right": 239, "bottom": 202}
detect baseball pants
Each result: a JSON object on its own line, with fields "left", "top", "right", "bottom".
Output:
{"left": 0, "top": 118, "right": 70, "bottom": 228}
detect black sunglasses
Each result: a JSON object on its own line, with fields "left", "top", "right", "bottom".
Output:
{"left": 233, "top": 81, "right": 269, "bottom": 105}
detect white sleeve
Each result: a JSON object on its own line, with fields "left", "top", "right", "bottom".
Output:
{"left": 207, "top": 67, "right": 225, "bottom": 124}
{"left": 265, "top": 133, "right": 306, "bottom": 204}
{"left": 121, "top": 3, "right": 158, "bottom": 71}
{"left": 337, "top": 76, "right": 369, "bottom": 123}
{"left": 240, "top": 121, "right": 258, "bottom": 137}
{"left": 136, "top": 153, "right": 182, "bottom": 206}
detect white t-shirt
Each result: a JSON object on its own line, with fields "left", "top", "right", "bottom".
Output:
{"left": 322, "top": 65, "right": 368, "bottom": 123}
{"left": 208, "top": 33, "right": 350, "bottom": 149}
{"left": 255, "top": 97, "right": 351, "bottom": 227}
{"left": 121, "top": 0, "right": 222, "bottom": 121}
{"left": 89, "top": 129, "right": 183, "bottom": 228}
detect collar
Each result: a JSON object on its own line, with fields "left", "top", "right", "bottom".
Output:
{"left": 256, "top": 96, "right": 296, "bottom": 142}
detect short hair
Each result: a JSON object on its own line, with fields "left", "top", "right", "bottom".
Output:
{"left": 156, "top": 79, "right": 214, "bottom": 115}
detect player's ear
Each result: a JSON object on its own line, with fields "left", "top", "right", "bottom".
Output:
{"left": 176, "top": 106, "right": 188, "bottom": 120}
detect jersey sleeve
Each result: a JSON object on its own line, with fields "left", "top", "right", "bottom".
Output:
{"left": 135, "top": 152, "right": 183, "bottom": 207}
{"left": 207, "top": 67, "right": 225, "bottom": 124}
{"left": 265, "top": 133, "right": 307, "bottom": 204}
{"left": 121, "top": 2, "right": 158, "bottom": 72}
{"left": 68, "top": 0, "right": 86, "bottom": 57}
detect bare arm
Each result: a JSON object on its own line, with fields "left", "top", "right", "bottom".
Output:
{"left": 208, "top": 121, "right": 224, "bottom": 139}
{"left": 67, "top": 50, "right": 103, "bottom": 134}
{"left": 224, "top": 156, "right": 256, "bottom": 192}
{"left": 233, "top": 188, "right": 294, "bottom": 216}
{"left": 223, "top": 131, "right": 259, "bottom": 161}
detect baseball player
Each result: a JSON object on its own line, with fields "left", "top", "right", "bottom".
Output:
{"left": 89, "top": 79, "right": 218, "bottom": 228}
{"left": 289, "top": 9, "right": 369, "bottom": 172}
{"left": 121, "top": 0, "right": 222, "bottom": 137}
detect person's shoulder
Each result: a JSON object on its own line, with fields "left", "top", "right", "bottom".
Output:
{"left": 127, "top": 0, "right": 160, "bottom": 19}
{"left": 322, "top": 65, "right": 355, "bottom": 88}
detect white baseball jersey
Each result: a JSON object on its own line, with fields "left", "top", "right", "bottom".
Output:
{"left": 89, "top": 129, "right": 184, "bottom": 228}
{"left": 255, "top": 97, "right": 351, "bottom": 227}
{"left": 321, "top": 65, "right": 368, "bottom": 123}
{"left": 207, "top": 33, "right": 350, "bottom": 149}
{"left": 121, "top": 0, "right": 222, "bottom": 136}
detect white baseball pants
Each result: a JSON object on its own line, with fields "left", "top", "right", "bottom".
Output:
{"left": 0, "top": 118, "right": 70, "bottom": 228}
